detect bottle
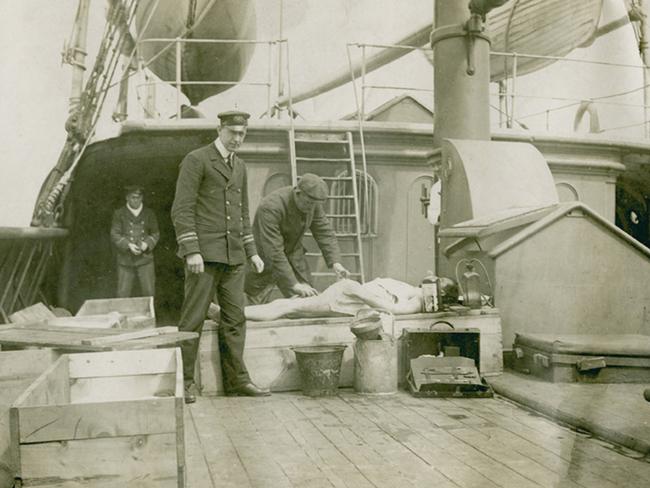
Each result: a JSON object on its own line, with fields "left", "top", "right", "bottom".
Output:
{"left": 461, "top": 263, "right": 482, "bottom": 309}
{"left": 421, "top": 272, "right": 439, "bottom": 312}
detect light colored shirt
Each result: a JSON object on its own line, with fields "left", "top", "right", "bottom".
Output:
{"left": 214, "top": 138, "right": 232, "bottom": 163}
{"left": 127, "top": 204, "right": 143, "bottom": 217}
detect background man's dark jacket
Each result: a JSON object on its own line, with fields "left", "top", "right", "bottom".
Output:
{"left": 110, "top": 206, "right": 159, "bottom": 267}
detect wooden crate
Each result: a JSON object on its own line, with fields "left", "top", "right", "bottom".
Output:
{"left": 198, "top": 308, "right": 502, "bottom": 395}
{"left": 76, "top": 297, "right": 156, "bottom": 328}
{"left": 10, "top": 348, "right": 185, "bottom": 487}
{"left": 1, "top": 350, "right": 59, "bottom": 487}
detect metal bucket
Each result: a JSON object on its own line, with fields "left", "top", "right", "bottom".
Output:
{"left": 353, "top": 311, "right": 397, "bottom": 394}
{"left": 291, "top": 345, "right": 347, "bottom": 397}
{"left": 353, "top": 335, "right": 398, "bottom": 395}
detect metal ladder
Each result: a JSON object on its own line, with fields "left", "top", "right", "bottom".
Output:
{"left": 288, "top": 129, "right": 366, "bottom": 284}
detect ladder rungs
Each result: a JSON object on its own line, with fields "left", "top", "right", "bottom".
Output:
{"left": 325, "top": 214, "right": 357, "bottom": 218}
{"left": 327, "top": 195, "right": 355, "bottom": 200}
{"left": 295, "top": 157, "right": 350, "bottom": 162}
{"left": 294, "top": 138, "right": 348, "bottom": 144}
{"left": 320, "top": 176, "right": 353, "bottom": 181}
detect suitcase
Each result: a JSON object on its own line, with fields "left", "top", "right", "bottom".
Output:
{"left": 406, "top": 356, "right": 492, "bottom": 398}
{"left": 401, "top": 325, "right": 492, "bottom": 397}
{"left": 512, "top": 333, "right": 650, "bottom": 383}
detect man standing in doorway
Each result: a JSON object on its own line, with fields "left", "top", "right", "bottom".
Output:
{"left": 245, "top": 174, "right": 350, "bottom": 304}
{"left": 172, "top": 110, "right": 267, "bottom": 403}
{"left": 110, "top": 185, "right": 159, "bottom": 298}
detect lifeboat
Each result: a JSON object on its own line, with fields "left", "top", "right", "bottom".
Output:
{"left": 136, "top": 0, "right": 257, "bottom": 105}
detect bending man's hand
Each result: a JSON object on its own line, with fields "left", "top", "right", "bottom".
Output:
{"left": 292, "top": 282, "right": 319, "bottom": 297}
{"left": 333, "top": 262, "right": 351, "bottom": 280}
{"left": 249, "top": 254, "right": 264, "bottom": 273}
{"left": 186, "top": 253, "right": 204, "bottom": 274}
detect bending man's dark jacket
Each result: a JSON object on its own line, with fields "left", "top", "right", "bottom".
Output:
{"left": 110, "top": 206, "right": 159, "bottom": 267}
{"left": 171, "top": 143, "right": 257, "bottom": 263}
{"left": 250, "top": 186, "right": 341, "bottom": 295}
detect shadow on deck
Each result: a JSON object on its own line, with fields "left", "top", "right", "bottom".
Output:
{"left": 489, "top": 371, "right": 650, "bottom": 456}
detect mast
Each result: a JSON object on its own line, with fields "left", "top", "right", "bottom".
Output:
{"left": 66, "top": 0, "right": 91, "bottom": 113}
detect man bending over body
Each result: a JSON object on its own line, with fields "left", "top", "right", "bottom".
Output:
{"left": 244, "top": 278, "right": 424, "bottom": 321}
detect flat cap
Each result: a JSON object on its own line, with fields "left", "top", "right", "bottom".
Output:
{"left": 297, "top": 173, "right": 328, "bottom": 201}
{"left": 124, "top": 184, "right": 144, "bottom": 195}
{"left": 218, "top": 110, "right": 250, "bottom": 128}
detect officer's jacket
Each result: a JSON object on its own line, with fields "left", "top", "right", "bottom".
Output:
{"left": 171, "top": 142, "right": 257, "bottom": 264}
{"left": 253, "top": 186, "right": 341, "bottom": 293}
{"left": 110, "top": 206, "right": 159, "bottom": 267}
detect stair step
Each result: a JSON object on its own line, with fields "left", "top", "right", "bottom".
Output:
{"left": 320, "top": 176, "right": 353, "bottom": 181}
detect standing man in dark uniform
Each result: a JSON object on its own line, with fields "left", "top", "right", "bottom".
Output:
{"left": 245, "top": 174, "right": 350, "bottom": 304}
{"left": 172, "top": 110, "right": 267, "bottom": 403}
{"left": 110, "top": 185, "right": 159, "bottom": 298}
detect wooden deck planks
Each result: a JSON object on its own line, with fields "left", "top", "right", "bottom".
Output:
{"left": 368, "top": 395, "right": 545, "bottom": 488}
{"left": 182, "top": 406, "right": 214, "bottom": 488}
{"left": 181, "top": 391, "right": 650, "bottom": 488}
{"left": 454, "top": 397, "right": 650, "bottom": 487}
{"left": 337, "top": 394, "right": 499, "bottom": 488}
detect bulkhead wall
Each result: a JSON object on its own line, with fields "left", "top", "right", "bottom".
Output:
{"left": 60, "top": 122, "right": 437, "bottom": 322}
{"left": 493, "top": 208, "right": 650, "bottom": 348}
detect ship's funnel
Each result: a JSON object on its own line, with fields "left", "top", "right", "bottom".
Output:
{"left": 432, "top": 0, "right": 492, "bottom": 145}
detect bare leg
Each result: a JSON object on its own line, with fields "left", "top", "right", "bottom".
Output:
{"left": 245, "top": 294, "right": 332, "bottom": 321}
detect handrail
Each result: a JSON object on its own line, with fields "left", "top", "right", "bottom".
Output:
{"left": 135, "top": 37, "right": 288, "bottom": 119}
{"left": 0, "top": 227, "right": 69, "bottom": 240}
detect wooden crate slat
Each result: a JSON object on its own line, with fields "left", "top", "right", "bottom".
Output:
{"left": 77, "top": 296, "right": 154, "bottom": 316}
{"left": 70, "top": 374, "right": 177, "bottom": 404}
{"left": 18, "top": 432, "right": 178, "bottom": 485}
{"left": 112, "top": 332, "right": 199, "bottom": 350}
{"left": 8, "top": 303, "right": 55, "bottom": 323}
{"left": 47, "top": 314, "right": 126, "bottom": 329}
{"left": 80, "top": 326, "right": 179, "bottom": 346}
{"left": 16, "top": 399, "right": 177, "bottom": 444}
{"left": 12, "top": 357, "right": 70, "bottom": 408}
{"left": 68, "top": 349, "right": 178, "bottom": 379}
{"left": 0, "top": 350, "right": 59, "bottom": 381}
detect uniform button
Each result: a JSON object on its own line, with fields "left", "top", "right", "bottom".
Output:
{"left": 227, "top": 230, "right": 231, "bottom": 234}
{"left": 237, "top": 189, "right": 241, "bottom": 193}
{"left": 226, "top": 201, "right": 230, "bottom": 205}
{"left": 240, "top": 217, "right": 243, "bottom": 221}
{"left": 227, "top": 216, "right": 231, "bottom": 220}
{"left": 239, "top": 203, "right": 242, "bottom": 207}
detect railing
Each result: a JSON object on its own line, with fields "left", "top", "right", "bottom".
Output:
{"left": 490, "top": 51, "right": 650, "bottom": 137}
{"left": 136, "top": 37, "right": 292, "bottom": 119}
{"left": 0, "top": 227, "right": 68, "bottom": 323}
{"left": 346, "top": 42, "right": 434, "bottom": 230}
